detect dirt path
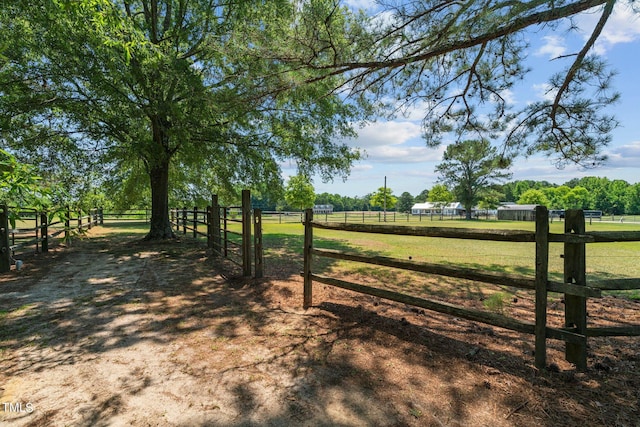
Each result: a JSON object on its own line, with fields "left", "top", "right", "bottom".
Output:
{"left": 1, "top": 227, "right": 639, "bottom": 426}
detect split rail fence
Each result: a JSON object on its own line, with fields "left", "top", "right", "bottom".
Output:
{"left": 302, "top": 206, "right": 640, "bottom": 371}
{"left": 0, "top": 205, "right": 102, "bottom": 272}
{"left": 170, "top": 190, "right": 263, "bottom": 278}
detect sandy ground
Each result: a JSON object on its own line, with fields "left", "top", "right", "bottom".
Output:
{"left": 1, "top": 226, "right": 639, "bottom": 426}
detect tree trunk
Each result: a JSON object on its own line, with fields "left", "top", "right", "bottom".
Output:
{"left": 145, "top": 158, "right": 175, "bottom": 240}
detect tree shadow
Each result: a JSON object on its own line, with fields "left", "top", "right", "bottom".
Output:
{"left": 0, "top": 226, "right": 637, "bottom": 426}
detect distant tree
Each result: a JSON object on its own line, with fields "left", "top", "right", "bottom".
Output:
{"left": 414, "top": 189, "right": 430, "bottom": 203}
{"left": 478, "top": 188, "right": 503, "bottom": 211}
{"left": 396, "top": 192, "right": 414, "bottom": 213}
{"left": 607, "top": 180, "right": 630, "bottom": 215}
{"left": 370, "top": 187, "right": 397, "bottom": 211}
{"left": 549, "top": 186, "right": 572, "bottom": 209}
{"left": 624, "top": 184, "right": 640, "bottom": 214}
{"left": 563, "top": 186, "right": 590, "bottom": 210}
{"left": 518, "top": 189, "right": 549, "bottom": 206}
{"left": 428, "top": 184, "right": 453, "bottom": 204}
{"left": 435, "top": 139, "right": 512, "bottom": 220}
{"left": 284, "top": 175, "right": 315, "bottom": 211}
{"left": 427, "top": 184, "right": 453, "bottom": 219}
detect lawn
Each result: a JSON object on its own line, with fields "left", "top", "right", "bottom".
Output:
{"left": 260, "top": 218, "right": 640, "bottom": 301}
{"left": 2, "top": 219, "right": 639, "bottom": 426}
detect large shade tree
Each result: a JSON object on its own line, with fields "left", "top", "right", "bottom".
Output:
{"left": 0, "top": 0, "right": 363, "bottom": 239}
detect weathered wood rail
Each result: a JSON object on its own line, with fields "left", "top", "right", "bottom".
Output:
{"left": 0, "top": 205, "right": 102, "bottom": 272}
{"left": 170, "top": 190, "right": 263, "bottom": 278}
{"left": 302, "top": 206, "right": 640, "bottom": 371}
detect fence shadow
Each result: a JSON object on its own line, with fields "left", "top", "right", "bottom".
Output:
{"left": 1, "top": 226, "right": 638, "bottom": 426}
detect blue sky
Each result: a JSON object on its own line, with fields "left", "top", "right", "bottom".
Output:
{"left": 283, "top": 1, "right": 640, "bottom": 197}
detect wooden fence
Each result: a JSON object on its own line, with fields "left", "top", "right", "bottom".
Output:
{"left": 101, "top": 209, "right": 151, "bottom": 223}
{"left": 302, "top": 206, "right": 640, "bottom": 371}
{"left": 0, "top": 205, "right": 101, "bottom": 272}
{"left": 170, "top": 190, "right": 263, "bottom": 278}
{"left": 262, "top": 210, "right": 498, "bottom": 224}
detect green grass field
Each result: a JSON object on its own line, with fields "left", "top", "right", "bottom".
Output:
{"left": 61, "top": 218, "right": 640, "bottom": 301}
{"left": 259, "top": 219, "right": 640, "bottom": 300}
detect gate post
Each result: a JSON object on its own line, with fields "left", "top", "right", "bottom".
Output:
{"left": 211, "top": 195, "right": 221, "bottom": 255}
{"left": 65, "top": 206, "right": 70, "bottom": 241}
{"left": 534, "top": 206, "right": 549, "bottom": 370}
{"left": 41, "top": 211, "right": 49, "bottom": 253}
{"left": 206, "top": 205, "right": 212, "bottom": 249}
{"left": 193, "top": 206, "right": 198, "bottom": 238}
{"left": 35, "top": 211, "right": 40, "bottom": 252}
{"left": 254, "top": 209, "right": 263, "bottom": 279}
{"left": 564, "top": 209, "right": 588, "bottom": 371}
{"left": 241, "top": 189, "right": 251, "bottom": 277}
{"left": 182, "top": 207, "right": 187, "bottom": 235}
{"left": 0, "top": 205, "right": 10, "bottom": 272}
{"left": 303, "top": 209, "right": 314, "bottom": 308}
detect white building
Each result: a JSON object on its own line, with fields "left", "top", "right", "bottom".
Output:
{"left": 313, "top": 204, "right": 334, "bottom": 214}
{"left": 411, "top": 202, "right": 465, "bottom": 216}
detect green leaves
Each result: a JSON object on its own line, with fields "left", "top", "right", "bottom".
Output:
{"left": 0, "top": 149, "right": 49, "bottom": 208}
{"left": 435, "top": 139, "right": 512, "bottom": 219}
{"left": 370, "top": 187, "right": 397, "bottom": 210}
{"left": 284, "top": 174, "right": 316, "bottom": 211}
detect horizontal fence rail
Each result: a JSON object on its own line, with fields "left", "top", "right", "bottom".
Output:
{"left": 261, "top": 210, "right": 499, "bottom": 224}
{"left": 302, "top": 207, "right": 640, "bottom": 371}
{"left": 0, "top": 205, "right": 101, "bottom": 272}
{"left": 101, "top": 210, "right": 151, "bottom": 223}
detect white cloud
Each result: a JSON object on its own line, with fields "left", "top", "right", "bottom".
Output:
{"left": 344, "top": 0, "right": 379, "bottom": 12}
{"left": 365, "top": 144, "right": 443, "bottom": 164}
{"left": 535, "top": 35, "right": 568, "bottom": 59}
{"left": 577, "top": 2, "right": 640, "bottom": 54}
{"left": 532, "top": 82, "right": 557, "bottom": 102}
{"left": 350, "top": 120, "right": 423, "bottom": 148}
{"left": 351, "top": 163, "right": 374, "bottom": 171}
{"left": 604, "top": 140, "right": 640, "bottom": 167}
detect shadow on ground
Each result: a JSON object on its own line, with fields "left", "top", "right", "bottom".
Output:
{"left": 0, "top": 225, "right": 638, "bottom": 426}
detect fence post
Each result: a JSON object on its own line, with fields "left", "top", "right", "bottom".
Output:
{"left": 211, "top": 195, "right": 221, "bottom": 255}
{"left": 35, "top": 211, "right": 40, "bottom": 252}
{"left": 564, "top": 209, "right": 588, "bottom": 371}
{"left": 65, "top": 206, "right": 70, "bottom": 241}
{"left": 241, "top": 189, "right": 251, "bottom": 277}
{"left": 206, "top": 205, "right": 212, "bottom": 249}
{"left": 99, "top": 208, "right": 104, "bottom": 225}
{"left": 0, "top": 205, "right": 10, "bottom": 272}
{"left": 87, "top": 209, "right": 92, "bottom": 230}
{"left": 254, "top": 209, "right": 263, "bottom": 279}
{"left": 182, "top": 207, "right": 187, "bottom": 235}
{"left": 78, "top": 210, "right": 82, "bottom": 231}
{"left": 534, "top": 206, "right": 549, "bottom": 370}
{"left": 303, "top": 208, "right": 314, "bottom": 308}
{"left": 41, "top": 211, "right": 49, "bottom": 253}
{"left": 223, "top": 208, "right": 228, "bottom": 257}
{"left": 193, "top": 206, "right": 198, "bottom": 238}
{"left": 174, "top": 208, "right": 180, "bottom": 232}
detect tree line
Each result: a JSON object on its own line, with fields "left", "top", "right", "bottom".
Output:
{"left": 272, "top": 176, "right": 640, "bottom": 216}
